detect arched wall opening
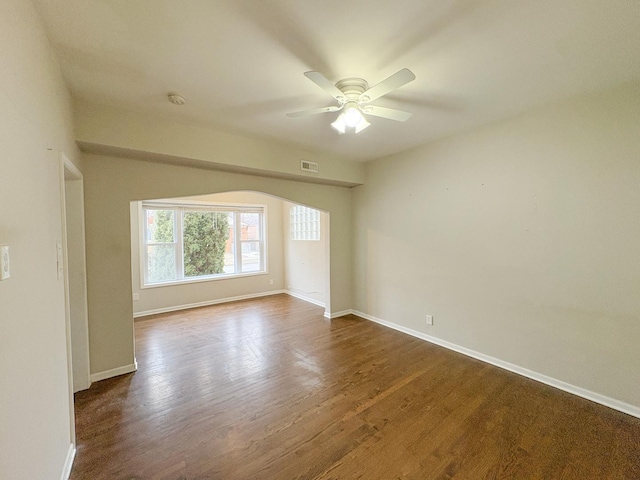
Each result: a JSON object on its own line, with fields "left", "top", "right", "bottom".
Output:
{"left": 128, "top": 190, "right": 331, "bottom": 318}
{"left": 83, "top": 153, "right": 352, "bottom": 380}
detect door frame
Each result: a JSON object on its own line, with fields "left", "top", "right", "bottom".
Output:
{"left": 59, "top": 152, "right": 91, "bottom": 445}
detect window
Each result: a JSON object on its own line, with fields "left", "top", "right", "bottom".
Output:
{"left": 290, "top": 205, "right": 321, "bottom": 241}
{"left": 142, "top": 202, "right": 266, "bottom": 286}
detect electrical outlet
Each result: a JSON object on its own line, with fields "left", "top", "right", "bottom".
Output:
{"left": 269, "top": 279, "right": 274, "bottom": 285}
{"left": 133, "top": 293, "right": 140, "bottom": 301}
{"left": 1, "top": 245, "right": 10, "bottom": 280}
{"left": 426, "top": 314, "right": 434, "bottom": 326}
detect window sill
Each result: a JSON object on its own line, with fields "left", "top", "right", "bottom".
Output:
{"left": 142, "top": 271, "right": 268, "bottom": 289}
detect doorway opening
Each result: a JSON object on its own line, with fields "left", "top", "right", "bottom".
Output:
{"left": 59, "top": 153, "right": 91, "bottom": 455}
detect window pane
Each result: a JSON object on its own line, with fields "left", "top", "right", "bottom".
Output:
{"left": 146, "top": 210, "right": 174, "bottom": 243}
{"left": 147, "top": 244, "right": 177, "bottom": 283}
{"left": 141, "top": 202, "right": 266, "bottom": 286}
{"left": 241, "top": 241, "right": 261, "bottom": 272}
{"left": 240, "top": 213, "right": 260, "bottom": 240}
{"left": 183, "top": 211, "right": 230, "bottom": 277}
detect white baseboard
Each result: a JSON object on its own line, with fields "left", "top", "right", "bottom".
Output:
{"left": 134, "top": 290, "right": 285, "bottom": 318}
{"left": 324, "top": 309, "right": 353, "bottom": 319}
{"left": 285, "top": 289, "right": 325, "bottom": 308}
{"left": 60, "top": 443, "right": 75, "bottom": 480}
{"left": 352, "top": 310, "right": 640, "bottom": 419}
{"left": 90, "top": 359, "right": 138, "bottom": 383}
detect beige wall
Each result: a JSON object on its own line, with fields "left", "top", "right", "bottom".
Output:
{"left": 74, "top": 100, "right": 365, "bottom": 187}
{"left": 83, "top": 153, "right": 353, "bottom": 375}
{"left": 283, "top": 201, "right": 329, "bottom": 308}
{"left": 0, "top": 1, "right": 81, "bottom": 478}
{"left": 352, "top": 81, "right": 640, "bottom": 409}
{"left": 130, "top": 191, "right": 285, "bottom": 315}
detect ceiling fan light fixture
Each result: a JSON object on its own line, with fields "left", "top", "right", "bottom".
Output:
{"left": 354, "top": 116, "right": 370, "bottom": 133}
{"left": 343, "top": 103, "right": 363, "bottom": 127}
{"left": 331, "top": 113, "right": 347, "bottom": 135}
{"left": 331, "top": 110, "right": 370, "bottom": 135}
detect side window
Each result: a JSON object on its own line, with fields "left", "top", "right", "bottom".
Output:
{"left": 290, "top": 205, "right": 320, "bottom": 241}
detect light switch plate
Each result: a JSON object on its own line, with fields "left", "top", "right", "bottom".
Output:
{"left": 1, "top": 245, "right": 10, "bottom": 280}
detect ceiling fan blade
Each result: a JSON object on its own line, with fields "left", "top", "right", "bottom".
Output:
{"left": 304, "top": 71, "right": 346, "bottom": 101}
{"left": 359, "top": 68, "right": 416, "bottom": 103}
{"left": 286, "top": 105, "right": 342, "bottom": 118}
{"left": 361, "top": 105, "right": 412, "bottom": 122}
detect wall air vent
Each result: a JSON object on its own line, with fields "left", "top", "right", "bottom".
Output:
{"left": 300, "top": 160, "right": 319, "bottom": 173}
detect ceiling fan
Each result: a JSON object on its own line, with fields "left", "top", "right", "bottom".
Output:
{"left": 287, "top": 68, "right": 416, "bottom": 134}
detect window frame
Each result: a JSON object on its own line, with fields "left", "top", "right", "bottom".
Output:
{"left": 140, "top": 200, "right": 268, "bottom": 288}
{"left": 143, "top": 208, "right": 180, "bottom": 283}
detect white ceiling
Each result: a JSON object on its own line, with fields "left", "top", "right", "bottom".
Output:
{"left": 34, "top": 0, "right": 640, "bottom": 162}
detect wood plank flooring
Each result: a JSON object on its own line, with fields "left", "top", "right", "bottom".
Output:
{"left": 71, "top": 294, "right": 640, "bottom": 479}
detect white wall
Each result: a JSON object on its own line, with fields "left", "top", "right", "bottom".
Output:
{"left": 352, "top": 81, "right": 640, "bottom": 411}
{"left": 130, "top": 191, "right": 285, "bottom": 315}
{"left": 0, "top": 1, "right": 81, "bottom": 478}
{"left": 283, "top": 201, "right": 328, "bottom": 307}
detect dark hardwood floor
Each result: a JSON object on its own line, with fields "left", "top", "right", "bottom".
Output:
{"left": 71, "top": 294, "right": 640, "bottom": 479}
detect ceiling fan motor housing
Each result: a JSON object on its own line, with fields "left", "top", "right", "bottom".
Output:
{"left": 335, "top": 78, "right": 369, "bottom": 104}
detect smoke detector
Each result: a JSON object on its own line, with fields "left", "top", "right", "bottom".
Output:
{"left": 168, "top": 93, "right": 186, "bottom": 105}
